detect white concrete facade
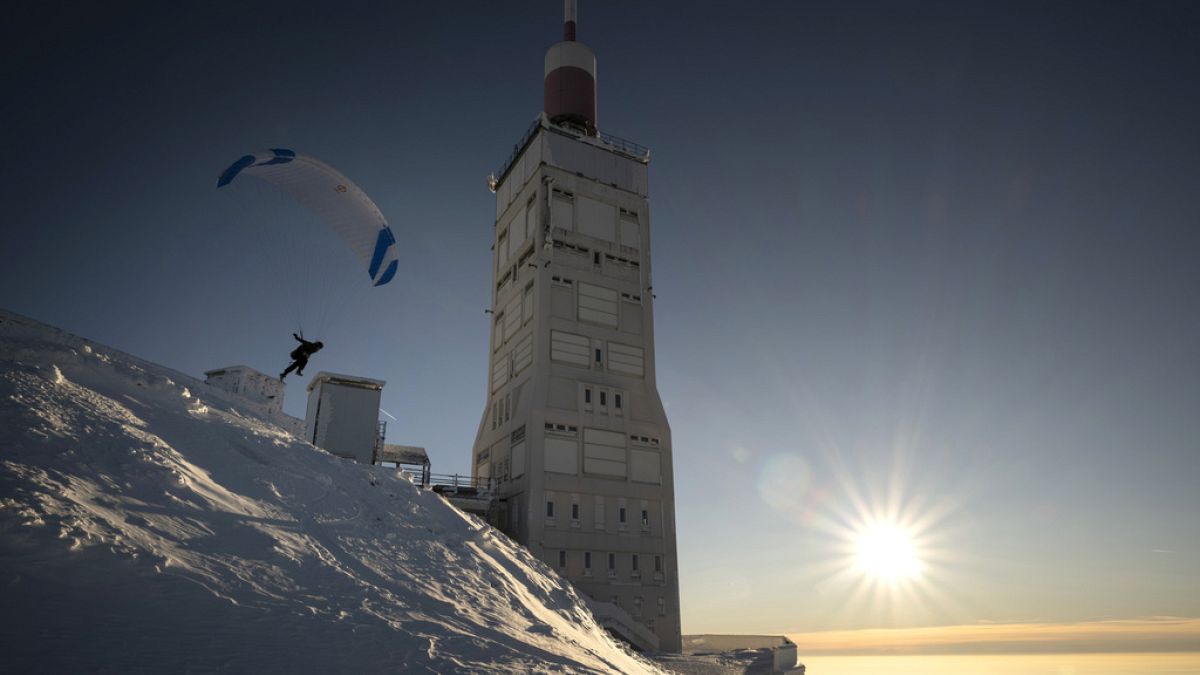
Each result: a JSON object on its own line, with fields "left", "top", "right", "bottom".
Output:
{"left": 472, "top": 115, "right": 681, "bottom": 652}
{"left": 304, "top": 372, "right": 384, "bottom": 464}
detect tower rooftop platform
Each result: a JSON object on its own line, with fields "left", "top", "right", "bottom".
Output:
{"left": 491, "top": 114, "right": 650, "bottom": 193}
{"left": 305, "top": 372, "right": 386, "bottom": 392}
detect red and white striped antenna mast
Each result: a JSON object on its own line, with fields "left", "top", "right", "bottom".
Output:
{"left": 544, "top": 0, "right": 597, "bottom": 134}
{"left": 564, "top": 0, "right": 578, "bottom": 40}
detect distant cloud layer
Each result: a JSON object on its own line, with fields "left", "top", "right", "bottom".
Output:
{"left": 788, "top": 617, "right": 1200, "bottom": 655}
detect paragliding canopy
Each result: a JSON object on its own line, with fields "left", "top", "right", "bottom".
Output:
{"left": 218, "top": 149, "right": 399, "bottom": 287}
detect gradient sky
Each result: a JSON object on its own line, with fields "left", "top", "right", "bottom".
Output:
{"left": 3, "top": 1, "right": 1199, "bottom": 642}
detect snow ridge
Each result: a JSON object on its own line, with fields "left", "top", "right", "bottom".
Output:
{"left": 0, "top": 310, "right": 660, "bottom": 674}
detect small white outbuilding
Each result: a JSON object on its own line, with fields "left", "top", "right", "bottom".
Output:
{"left": 304, "top": 372, "right": 385, "bottom": 464}
{"left": 204, "top": 366, "right": 284, "bottom": 415}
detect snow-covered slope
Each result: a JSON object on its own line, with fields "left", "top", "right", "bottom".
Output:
{"left": 0, "top": 310, "right": 660, "bottom": 674}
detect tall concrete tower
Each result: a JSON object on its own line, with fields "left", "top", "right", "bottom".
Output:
{"left": 471, "top": 0, "right": 681, "bottom": 653}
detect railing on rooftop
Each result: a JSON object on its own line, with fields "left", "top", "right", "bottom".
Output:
{"left": 374, "top": 420, "right": 387, "bottom": 458}
{"left": 597, "top": 130, "right": 650, "bottom": 161}
{"left": 490, "top": 118, "right": 543, "bottom": 189}
{"left": 428, "top": 473, "right": 503, "bottom": 494}
{"left": 490, "top": 118, "right": 651, "bottom": 189}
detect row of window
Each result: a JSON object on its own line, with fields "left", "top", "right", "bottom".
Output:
{"left": 479, "top": 425, "right": 527, "bottom": 479}
{"left": 489, "top": 389, "right": 514, "bottom": 430}
{"left": 480, "top": 424, "right": 662, "bottom": 484}
{"left": 546, "top": 502, "right": 651, "bottom": 530}
{"left": 543, "top": 423, "right": 658, "bottom": 448}
{"left": 497, "top": 278, "right": 645, "bottom": 369}
{"left": 543, "top": 426, "right": 662, "bottom": 483}
{"left": 550, "top": 275, "right": 644, "bottom": 335}
{"left": 549, "top": 330, "right": 645, "bottom": 377}
{"left": 495, "top": 246, "right": 536, "bottom": 296}
{"left": 554, "top": 549, "right": 665, "bottom": 583}
{"left": 495, "top": 195, "right": 538, "bottom": 271}
{"left": 497, "top": 190, "right": 642, "bottom": 298}
{"left": 491, "top": 331, "right": 532, "bottom": 394}
{"left": 583, "top": 384, "right": 622, "bottom": 416}
{"left": 550, "top": 188, "right": 643, "bottom": 253}
{"left": 492, "top": 284, "right": 534, "bottom": 353}
{"left": 594, "top": 591, "right": 665, "bottom": 625}
{"left": 545, "top": 491, "right": 657, "bottom": 533}
{"left": 550, "top": 239, "right": 641, "bottom": 279}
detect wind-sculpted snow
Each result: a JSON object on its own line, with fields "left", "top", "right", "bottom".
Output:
{"left": 0, "top": 310, "right": 660, "bottom": 674}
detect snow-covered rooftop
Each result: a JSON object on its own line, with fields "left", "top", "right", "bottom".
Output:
{"left": 203, "top": 364, "right": 262, "bottom": 377}
{"left": 305, "top": 370, "right": 386, "bottom": 391}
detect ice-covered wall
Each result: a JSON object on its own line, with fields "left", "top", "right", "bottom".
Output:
{"left": 204, "top": 365, "right": 303, "bottom": 436}
{"left": 204, "top": 366, "right": 284, "bottom": 415}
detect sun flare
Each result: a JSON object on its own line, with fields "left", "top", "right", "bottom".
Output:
{"left": 854, "top": 523, "right": 922, "bottom": 581}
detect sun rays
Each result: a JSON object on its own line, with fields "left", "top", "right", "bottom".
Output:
{"left": 807, "top": 448, "right": 975, "bottom": 626}
{"left": 747, "top": 434, "right": 977, "bottom": 627}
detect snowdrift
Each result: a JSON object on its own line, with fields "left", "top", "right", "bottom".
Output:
{"left": 0, "top": 310, "right": 660, "bottom": 673}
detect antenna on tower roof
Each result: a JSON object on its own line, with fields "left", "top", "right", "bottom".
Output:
{"left": 564, "top": 0, "right": 577, "bottom": 41}
{"left": 544, "top": 0, "right": 596, "bottom": 134}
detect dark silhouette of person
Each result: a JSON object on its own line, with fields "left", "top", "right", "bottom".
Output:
{"left": 281, "top": 333, "right": 323, "bottom": 381}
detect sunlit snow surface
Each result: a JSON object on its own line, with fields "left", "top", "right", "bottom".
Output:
{"left": 0, "top": 310, "right": 660, "bottom": 673}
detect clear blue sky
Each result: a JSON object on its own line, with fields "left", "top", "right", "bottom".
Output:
{"left": 3, "top": 1, "right": 1199, "bottom": 638}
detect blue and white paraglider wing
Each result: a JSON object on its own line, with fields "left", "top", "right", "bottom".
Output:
{"left": 218, "top": 149, "right": 399, "bottom": 286}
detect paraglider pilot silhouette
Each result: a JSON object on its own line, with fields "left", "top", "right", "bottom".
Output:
{"left": 281, "top": 333, "right": 323, "bottom": 381}
{"left": 217, "top": 148, "right": 398, "bottom": 383}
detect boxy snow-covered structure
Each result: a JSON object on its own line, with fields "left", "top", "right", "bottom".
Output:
{"left": 304, "top": 372, "right": 384, "bottom": 464}
{"left": 204, "top": 365, "right": 285, "bottom": 416}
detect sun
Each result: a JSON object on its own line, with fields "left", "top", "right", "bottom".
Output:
{"left": 854, "top": 522, "right": 922, "bottom": 582}
{"left": 754, "top": 444, "right": 965, "bottom": 616}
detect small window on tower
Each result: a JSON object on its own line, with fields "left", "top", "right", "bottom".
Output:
{"left": 595, "top": 348, "right": 602, "bottom": 365}
{"left": 599, "top": 391, "right": 607, "bottom": 407}
{"left": 614, "top": 393, "right": 622, "bottom": 410}
{"left": 546, "top": 500, "right": 554, "bottom": 518}
{"left": 558, "top": 550, "right": 566, "bottom": 568}
{"left": 493, "top": 313, "right": 504, "bottom": 352}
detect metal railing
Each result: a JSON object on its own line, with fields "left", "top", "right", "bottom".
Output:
{"left": 374, "top": 420, "right": 387, "bottom": 458}
{"left": 428, "top": 473, "right": 506, "bottom": 495}
{"left": 491, "top": 118, "right": 543, "bottom": 187}
{"left": 597, "top": 130, "right": 650, "bottom": 161}
{"left": 491, "top": 117, "right": 652, "bottom": 188}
